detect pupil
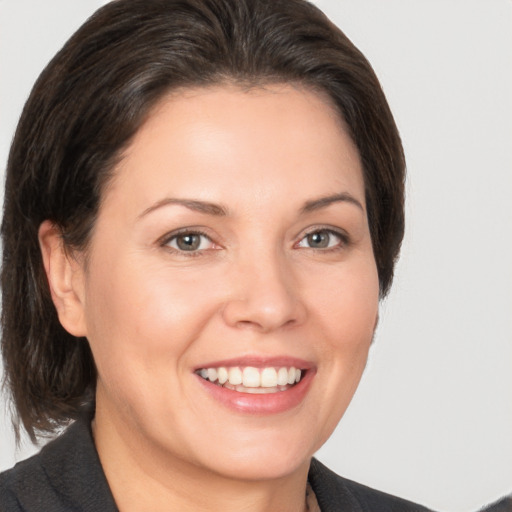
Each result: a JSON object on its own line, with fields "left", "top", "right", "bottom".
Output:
{"left": 177, "top": 234, "right": 200, "bottom": 251}
{"left": 308, "top": 231, "right": 329, "bottom": 248}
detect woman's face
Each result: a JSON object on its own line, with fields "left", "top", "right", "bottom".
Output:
{"left": 73, "top": 84, "right": 379, "bottom": 480}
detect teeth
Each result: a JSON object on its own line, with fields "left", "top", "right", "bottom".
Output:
{"left": 217, "top": 367, "right": 228, "bottom": 384}
{"left": 261, "top": 367, "right": 277, "bottom": 387}
{"left": 277, "top": 367, "right": 289, "bottom": 386}
{"left": 197, "top": 365, "right": 305, "bottom": 390}
{"left": 228, "top": 367, "right": 242, "bottom": 386}
{"left": 243, "top": 367, "right": 260, "bottom": 387}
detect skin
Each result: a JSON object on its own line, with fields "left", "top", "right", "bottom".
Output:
{"left": 39, "top": 84, "right": 380, "bottom": 512}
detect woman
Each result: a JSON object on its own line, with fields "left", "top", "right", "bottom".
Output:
{"left": 0, "top": 0, "right": 432, "bottom": 510}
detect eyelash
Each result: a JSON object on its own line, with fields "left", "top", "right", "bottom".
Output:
{"left": 295, "top": 227, "right": 350, "bottom": 252}
{"left": 159, "top": 228, "right": 216, "bottom": 257}
{"left": 159, "top": 226, "right": 350, "bottom": 257}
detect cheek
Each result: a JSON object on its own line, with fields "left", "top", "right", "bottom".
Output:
{"left": 306, "top": 255, "right": 379, "bottom": 346}
{"left": 308, "top": 257, "right": 378, "bottom": 377}
{"left": 82, "top": 256, "right": 222, "bottom": 379}
{"left": 305, "top": 260, "right": 379, "bottom": 446}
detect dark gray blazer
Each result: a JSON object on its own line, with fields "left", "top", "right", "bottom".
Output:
{"left": 0, "top": 416, "right": 434, "bottom": 511}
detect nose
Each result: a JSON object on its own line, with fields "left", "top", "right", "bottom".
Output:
{"left": 222, "top": 250, "right": 306, "bottom": 333}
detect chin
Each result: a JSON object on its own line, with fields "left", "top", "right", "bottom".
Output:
{"left": 184, "top": 424, "right": 320, "bottom": 482}
{"left": 206, "top": 448, "right": 312, "bottom": 482}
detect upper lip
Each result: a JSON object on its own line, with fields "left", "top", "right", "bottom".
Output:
{"left": 194, "top": 356, "right": 314, "bottom": 371}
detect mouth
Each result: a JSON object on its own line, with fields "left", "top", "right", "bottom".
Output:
{"left": 195, "top": 365, "right": 305, "bottom": 394}
{"left": 194, "top": 356, "right": 314, "bottom": 414}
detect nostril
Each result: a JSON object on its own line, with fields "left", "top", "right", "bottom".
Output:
{"left": 222, "top": 294, "right": 305, "bottom": 333}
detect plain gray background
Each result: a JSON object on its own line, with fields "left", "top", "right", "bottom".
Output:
{"left": 0, "top": 1, "right": 510, "bottom": 511}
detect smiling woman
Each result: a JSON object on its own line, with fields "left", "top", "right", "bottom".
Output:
{"left": 0, "top": 0, "right": 429, "bottom": 511}
{"left": 55, "top": 85, "right": 380, "bottom": 490}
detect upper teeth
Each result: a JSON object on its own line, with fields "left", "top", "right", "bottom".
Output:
{"left": 198, "top": 366, "right": 302, "bottom": 388}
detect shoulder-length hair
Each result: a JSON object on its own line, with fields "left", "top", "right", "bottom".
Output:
{"left": 1, "top": 0, "right": 405, "bottom": 441}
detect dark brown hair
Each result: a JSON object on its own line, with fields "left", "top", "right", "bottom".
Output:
{"left": 1, "top": 0, "right": 405, "bottom": 441}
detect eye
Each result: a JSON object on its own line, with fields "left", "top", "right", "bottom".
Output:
{"left": 296, "top": 229, "right": 346, "bottom": 250}
{"left": 165, "top": 231, "right": 214, "bottom": 252}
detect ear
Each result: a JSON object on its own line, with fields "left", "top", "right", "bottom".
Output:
{"left": 38, "top": 220, "right": 88, "bottom": 337}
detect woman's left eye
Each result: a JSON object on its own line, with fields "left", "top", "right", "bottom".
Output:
{"left": 165, "top": 232, "right": 214, "bottom": 252}
{"left": 296, "top": 229, "right": 346, "bottom": 250}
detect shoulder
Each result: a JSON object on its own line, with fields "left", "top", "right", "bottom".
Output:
{"left": 0, "top": 439, "right": 62, "bottom": 512}
{"left": 308, "top": 458, "right": 434, "bottom": 512}
{"left": 479, "top": 495, "right": 512, "bottom": 512}
{"left": 0, "top": 416, "right": 117, "bottom": 512}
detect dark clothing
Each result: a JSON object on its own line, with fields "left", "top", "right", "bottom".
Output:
{"left": 479, "top": 496, "right": 512, "bottom": 512}
{"left": 1, "top": 418, "right": 116, "bottom": 512}
{"left": 308, "top": 458, "right": 432, "bottom": 511}
{"left": 1, "top": 416, "right": 433, "bottom": 511}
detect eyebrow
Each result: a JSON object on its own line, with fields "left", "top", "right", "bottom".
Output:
{"left": 139, "top": 191, "right": 363, "bottom": 219}
{"left": 138, "top": 198, "right": 228, "bottom": 218}
{"left": 300, "top": 193, "right": 364, "bottom": 214}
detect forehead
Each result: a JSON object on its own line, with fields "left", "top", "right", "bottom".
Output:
{"left": 106, "top": 83, "right": 365, "bottom": 214}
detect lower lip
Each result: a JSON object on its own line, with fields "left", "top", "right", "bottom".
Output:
{"left": 195, "top": 370, "right": 315, "bottom": 415}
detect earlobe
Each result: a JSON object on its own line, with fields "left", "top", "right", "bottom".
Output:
{"left": 38, "top": 220, "right": 87, "bottom": 337}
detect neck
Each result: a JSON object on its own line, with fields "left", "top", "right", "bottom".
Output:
{"left": 92, "top": 407, "right": 311, "bottom": 512}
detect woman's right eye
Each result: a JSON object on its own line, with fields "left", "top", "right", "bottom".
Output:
{"left": 164, "top": 232, "right": 215, "bottom": 253}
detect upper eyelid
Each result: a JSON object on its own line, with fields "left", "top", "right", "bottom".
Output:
{"left": 296, "top": 225, "right": 350, "bottom": 242}
{"left": 159, "top": 230, "right": 218, "bottom": 257}
{"left": 157, "top": 227, "right": 213, "bottom": 246}
{"left": 156, "top": 225, "right": 350, "bottom": 249}
{"left": 294, "top": 228, "right": 351, "bottom": 251}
